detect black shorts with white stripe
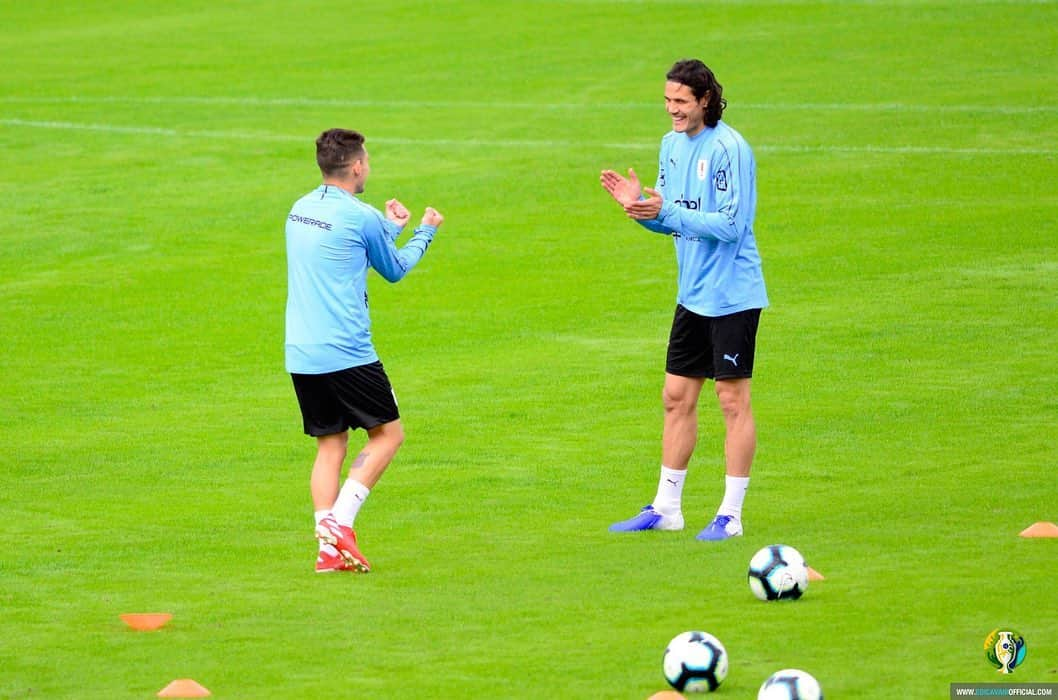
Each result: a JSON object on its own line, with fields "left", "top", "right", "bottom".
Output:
{"left": 291, "top": 361, "right": 400, "bottom": 436}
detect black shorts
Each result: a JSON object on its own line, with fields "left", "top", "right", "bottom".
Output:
{"left": 666, "top": 305, "right": 761, "bottom": 380}
{"left": 290, "top": 361, "right": 400, "bottom": 436}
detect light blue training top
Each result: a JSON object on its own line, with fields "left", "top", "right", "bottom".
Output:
{"left": 637, "top": 120, "right": 768, "bottom": 317}
{"left": 284, "top": 184, "right": 436, "bottom": 374}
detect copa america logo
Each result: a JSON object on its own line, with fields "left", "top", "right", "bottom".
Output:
{"left": 984, "top": 628, "right": 1027, "bottom": 674}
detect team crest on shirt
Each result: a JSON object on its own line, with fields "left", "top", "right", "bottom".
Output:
{"left": 715, "top": 169, "right": 728, "bottom": 191}
{"left": 697, "top": 159, "right": 708, "bottom": 181}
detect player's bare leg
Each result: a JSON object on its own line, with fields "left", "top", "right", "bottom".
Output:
{"left": 309, "top": 432, "right": 358, "bottom": 571}
{"left": 310, "top": 432, "right": 348, "bottom": 510}
{"left": 610, "top": 374, "right": 705, "bottom": 532}
{"left": 319, "top": 420, "right": 405, "bottom": 571}
{"left": 661, "top": 373, "right": 707, "bottom": 470}
{"left": 697, "top": 378, "right": 754, "bottom": 541}
{"left": 715, "top": 378, "right": 755, "bottom": 478}
{"left": 350, "top": 420, "right": 404, "bottom": 488}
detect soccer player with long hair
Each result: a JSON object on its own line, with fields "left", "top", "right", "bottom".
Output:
{"left": 601, "top": 60, "right": 768, "bottom": 541}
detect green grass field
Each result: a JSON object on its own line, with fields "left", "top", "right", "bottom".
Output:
{"left": 2, "top": 1, "right": 1056, "bottom": 697}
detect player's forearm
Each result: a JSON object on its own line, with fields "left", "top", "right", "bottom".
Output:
{"left": 657, "top": 201, "right": 740, "bottom": 243}
{"left": 382, "top": 218, "right": 403, "bottom": 242}
{"left": 375, "top": 225, "right": 437, "bottom": 282}
{"left": 396, "top": 225, "right": 436, "bottom": 269}
{"left": 636, "top": 218, "right": 673, "bottom": 235}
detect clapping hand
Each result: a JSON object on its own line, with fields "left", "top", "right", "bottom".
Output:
{"left": 600, "top": 168, "right": 643, "bottom": 206}
{"left": 622, "top": 187, "right": 663, "bottom": 220}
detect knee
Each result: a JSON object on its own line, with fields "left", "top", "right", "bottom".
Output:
{"left": 663, "top": 385, "right": 695, "bottom": 416}
{"left": 373, "top": 420, "right": 405, "bottom": 450}
{"left": 715, "top": 383, "right": 750, "bottom": 420}
{"left": 317, "top": 434, "right": 349, "bottom": 464}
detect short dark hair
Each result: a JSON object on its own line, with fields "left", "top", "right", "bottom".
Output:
{"left": 315, "top": 128, "right": 366, "bottom": 176}
{"left": 666, "top": 59, "right": 726, "bottom": 128}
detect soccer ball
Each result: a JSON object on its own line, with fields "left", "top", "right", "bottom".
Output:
{"left": 747, "top": 544, "right": 809, "bottom": 601}
{"left": 662, "top": 631, "right": 728, "bottom": 693}
{"left": 757, "top": 668, "right": 823, "bottom": 699}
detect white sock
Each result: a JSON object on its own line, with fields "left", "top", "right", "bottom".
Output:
{"left": 332, "top": 478, "right": 371, "bottom": 528}
{"left": 717, "top": 475, "right": 750, "bottom": 520}
{"left": 314, "top": 511, "right": 332, "bottom": 550}
{"left": 651, "top": 465, "right": 686, "bottom": 516}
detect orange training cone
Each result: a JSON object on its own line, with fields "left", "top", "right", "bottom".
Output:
{"left": 157, "top": 679, "right": 211, "bottom": 698}
{"left": 648, "top": 692, "right": 686, "bottom": 700}
{"left": 1019, "top": 522, "right": 1058, "bottom": 538}
{"left": 807, "top": 566, "right": 825, "bottom": 581}
{"left": 120, "top": 613, "right": 172, "bottom": 631}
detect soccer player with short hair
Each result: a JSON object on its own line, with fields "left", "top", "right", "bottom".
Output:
{"left": 601, "top": 59, "right": 768, "bottom": 541}
{"left": 285, "top": 128, "right": 444, "bottom": 572}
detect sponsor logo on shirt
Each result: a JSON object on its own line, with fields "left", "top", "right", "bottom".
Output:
{"left": 288, "top": 213, "right": 333, "bottom": 231}
{"left": 673, "top": 196, "right": 701, "bottom": 210}
{"left": 671, "top": 232, "right": 712, "bottom": 242}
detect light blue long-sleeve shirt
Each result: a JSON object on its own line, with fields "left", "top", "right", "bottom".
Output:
{"left": 285, "top": 184, "right": 436, "bottom": 374}
{"left": 638, "top": 120, "right": 768, "bottom": 317}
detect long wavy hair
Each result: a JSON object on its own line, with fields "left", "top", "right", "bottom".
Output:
{"left": 666, "top": 59, "right": 726, "bottom": 128}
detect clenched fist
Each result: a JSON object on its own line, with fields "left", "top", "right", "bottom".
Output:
{"left": 421, "top": 207, "right": 444, "bottom": 228}
{"left": 385, "top": 199, "right": 410, "bottom": 227}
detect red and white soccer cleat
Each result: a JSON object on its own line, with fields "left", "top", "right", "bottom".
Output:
{"left": 315, "top": 546, "right": 355, "bottom": 573}
{"left": 315, "top": 515, "right": 371, "bottom": 573}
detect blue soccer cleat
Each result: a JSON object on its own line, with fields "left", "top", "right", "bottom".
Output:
{"left": 609, "top": 505, "right": 684, "bottom": 532}
{"left": 695, "top": 514, "right": 743, "bottom": 541}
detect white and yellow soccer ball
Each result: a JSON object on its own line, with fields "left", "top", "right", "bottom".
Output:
{"left": 757, "top": 668, "right": 823, "bottom": 699}
{"left": 662, "top": 630, "right": 728, "bottom": 693}
{"left": 747, "top": 544, "right": 809, "bottom": 601}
